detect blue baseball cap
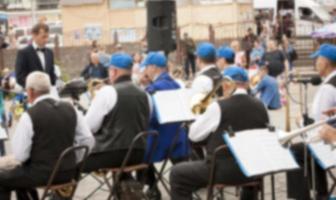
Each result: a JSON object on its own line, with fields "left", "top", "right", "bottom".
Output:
{"left": 217, "top": 46, "right": 235, "bottom": 61}
{"left": 223, "top": 66, "right": 249, "bottom": 83}
{"left": 141, "top": 52, "right": 167, "bottom": 68}
{"left": 310, "top": 44, "right": 336, "bottom": 62}
{"left": 196, "top": 42, "right": 216, "bottom": 60}
{"left": 109, "top": 53, "right": 133, "bottom": 69}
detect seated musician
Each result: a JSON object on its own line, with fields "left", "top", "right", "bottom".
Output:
{"left": 84, "top": 53, "right": 151, "bottom": 172}
{"left": 319, "top": 107, "right": 336, "bottom": 144}
{"left": 251, "top": 63, "right": 281, "bottom": 110}
{"left": 191, "top": 42, "right": 222, "bottom": 95}
{"left": 216, "top": 46, "right": 236, "bottom": 72}
{"left": 139, "top": 52, "right": 189, "bottom": 199}
{"left": 287, "top": 44, "right": 336, "bottom": 200}
{"left": 170, "top": 66, "right": 269, "bottom": 200}
{"left": 0, "top": 72, "right": 94, "bottom": 200}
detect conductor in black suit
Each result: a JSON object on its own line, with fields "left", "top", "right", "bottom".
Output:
{"left": 15, "top": 23, "right": 56, "bottom": 88}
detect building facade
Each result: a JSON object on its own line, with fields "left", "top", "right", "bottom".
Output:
{"left": 61, "top": 0, "right": 254, "bottom": 46}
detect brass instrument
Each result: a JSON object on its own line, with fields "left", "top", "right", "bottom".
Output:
{"left": 191, "top": 78, "right": 224, "bottom": 115}
{"left": 87, "top": 78, "right": 109, "bottom": 98}
{"left": 279, "top": 115, "right": 336, "bottom": 145}
{"left": 250, "top": 73, "right": 262, "bottom": 88}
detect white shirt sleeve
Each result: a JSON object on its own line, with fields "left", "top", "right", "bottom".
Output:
{"left": 74, "top": 110, "right": 95, "bottom": 151}
{"left": 189, "top": 102, "right": 221, "bottom": 142}
{"left": 85, "top": 86, "right": 118, "bottom": 133}
{"left": 191, "top": 75, "right": 213, "bottom": 95}
{"left": 11, "top": 113, "right": 34, "bottom": 163}
{"left": 312, "top": 85, "right": 336, "bottom": 121}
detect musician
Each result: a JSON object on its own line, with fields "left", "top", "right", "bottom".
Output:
{"left": 15, "top": 23, "right": 56, "bottom": 88}
{"left": 251, "top": 64, "right": 281, "bottom": 110}
{"left": 0, "top": 72, "right": 94, "bottom": 200}
{"left": 81, "top": 52, "right": 108, "bottom": 80}
{"left": 140, "top": 52, "right": 189, "bottom": 199}
{"left": 170, "top": 66, "right": 269, "bottom": 200}
{"left": 84, "top": 53, "right": 151, "bottom": 172}
{"left": 287, "top": 43, "right": 336, "bottom": 200}
{"left": 191, "top": 42, "right": 222, "bottom": 95}
{"left": 320, "top": 124, "right": 336, "bottom": 144}
{"left": 216, "top": 46, "right": 236, "bottom": 71}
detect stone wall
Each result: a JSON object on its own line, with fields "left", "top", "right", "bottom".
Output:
{"left": 1, "top": 43, "right": 143, "bottom": 79}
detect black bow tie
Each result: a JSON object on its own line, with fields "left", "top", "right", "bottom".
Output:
{"left": 36, "top": 48, "right": 46, "bottom": 53}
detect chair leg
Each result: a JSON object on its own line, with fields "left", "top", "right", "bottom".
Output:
{"left": 328, "top": 170, "right": 336, "bottom": 198}
{"left": 153, "top": 165, "right": 171, "bottom": 195}
{"left": 260, "top": 179, "right": 265, "bottom": 200}
{"left": 83, "top": 182, "right": 106, "bottom": 200}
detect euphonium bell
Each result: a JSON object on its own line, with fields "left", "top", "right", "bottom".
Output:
{"left": 190, "top": 79, "right": 224, "bottom": 115}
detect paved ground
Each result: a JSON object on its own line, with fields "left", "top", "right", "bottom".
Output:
{"left": 6, "top": 72, "right": 336, "bottom": 200}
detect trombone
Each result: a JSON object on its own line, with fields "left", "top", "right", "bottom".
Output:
{"left": 278, "top": 115, "right": 336, "bottom": 145}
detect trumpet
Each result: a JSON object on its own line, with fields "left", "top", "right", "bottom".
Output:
{"left": 278, "top": 116, "right": 336, "bottom": 145}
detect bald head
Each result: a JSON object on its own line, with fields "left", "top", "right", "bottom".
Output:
{"left": 90, "top": 52, "right": 100, "bottom": 65}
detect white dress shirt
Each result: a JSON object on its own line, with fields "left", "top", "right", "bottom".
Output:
{"left": 11, "top": 94, "right": 95, "bottom": 163}
{"left": 85, "top": 85, "right": 153, "bottom": 134}
{"left": 312, "top": 70, "right": 336, "bottom": 121}
{"left": 189, "top": 88, "right": 248, "bottom": 142}
{"left": 32, "top": 42, "right": 46, "bottom": 70}
{"left": 191, "top": 65, "right": 216, "bottom": 95}
{"left": 85, "top": 86, "right": 118, "bottom": 133}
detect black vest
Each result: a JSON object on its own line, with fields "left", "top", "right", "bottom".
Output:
{"left": 27, "top": 99, "right": 77, "bottom": 172}
{"left": 202, "top": 67, "right": 223, "bottom": 96}
{"left": 206, "top": 94, "right": 269, "bottom": 157}
{"left": 93, "top": 76, "right": 150, "bottom": 153}
{"left": 327, "top": 74, "right": 336, "bottom": 88}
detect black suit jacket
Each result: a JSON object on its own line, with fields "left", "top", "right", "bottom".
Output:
{"left": 15, "top": 44, "right": 56, "bottom": 87}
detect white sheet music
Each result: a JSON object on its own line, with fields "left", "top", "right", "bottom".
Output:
{"left": 302, "top": 129, "right": 336, "bottom": 170}
{"left": 153, "top": 89, "right": 195, "bottom": 124}
{"left": 224, "top": 129, "right": 299, "bottom": 177}
{"left": 308, "top": 142, "right": 336, "bottom": 170}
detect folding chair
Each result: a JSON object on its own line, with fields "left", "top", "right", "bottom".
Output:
{"left": 207, "top": 145, "right": 264, "bottom": 200}
{"left": 151, "top": 123, "right": 190, "bottom": 197}
{"left": 84, "top": 131, "right": 159, "bottom": 200}
{"left": 39, "top": 145, "right": 90, "bottom": 200}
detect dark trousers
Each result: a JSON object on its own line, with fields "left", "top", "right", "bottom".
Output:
{"left": 0, "top": 166, "right": 73, "bottom": 200}
{"left": 137, "top": 157, "right": 185, "bottom": 188}
{"left": 287, "top": 143, "right": 328, "bottom": 200}
{"left": 83, "top": 149, "right": 145, "bottom": 173}
{"left": 184, "top": 54, "right": 196, "bottom": 80}
{"left": 170, "top": 158, "right": 259, "bottom": 200}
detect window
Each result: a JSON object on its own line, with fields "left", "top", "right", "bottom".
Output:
{"left": 110, "top": 0, "right": 135, "bottom": 9}
{"left": 37, "top": 0, "right": 59, "bottom": 10}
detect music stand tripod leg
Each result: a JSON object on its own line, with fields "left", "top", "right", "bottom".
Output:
{"left": 328, "top": 169, "right": 336, "bottom": 198}
{"left": 271, "top": 174, "right": 276, "bottom": 200}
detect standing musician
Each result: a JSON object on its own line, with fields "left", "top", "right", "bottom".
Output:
{"left": 0, "top": 72, "right": 94, "bottom": 200}
{"left": 216, "top": 46, "right": 236, "bottom": 72}
{"left": 140, "top": 52, "right": 189, "bottom": 199}
{"left": 170, "top": 66, "right": 269, "bottom": 200}
{"left": 84, "top": 53, "right": 151, "bottom": 172}
{"left": 191, "top": 42, "right": 223, "bottom": 96}
{"left": 287, "top": 44, "right": 336, "bottom": 200}
{"left": 15, "top": 23, "right": 56, "bottom": 89}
